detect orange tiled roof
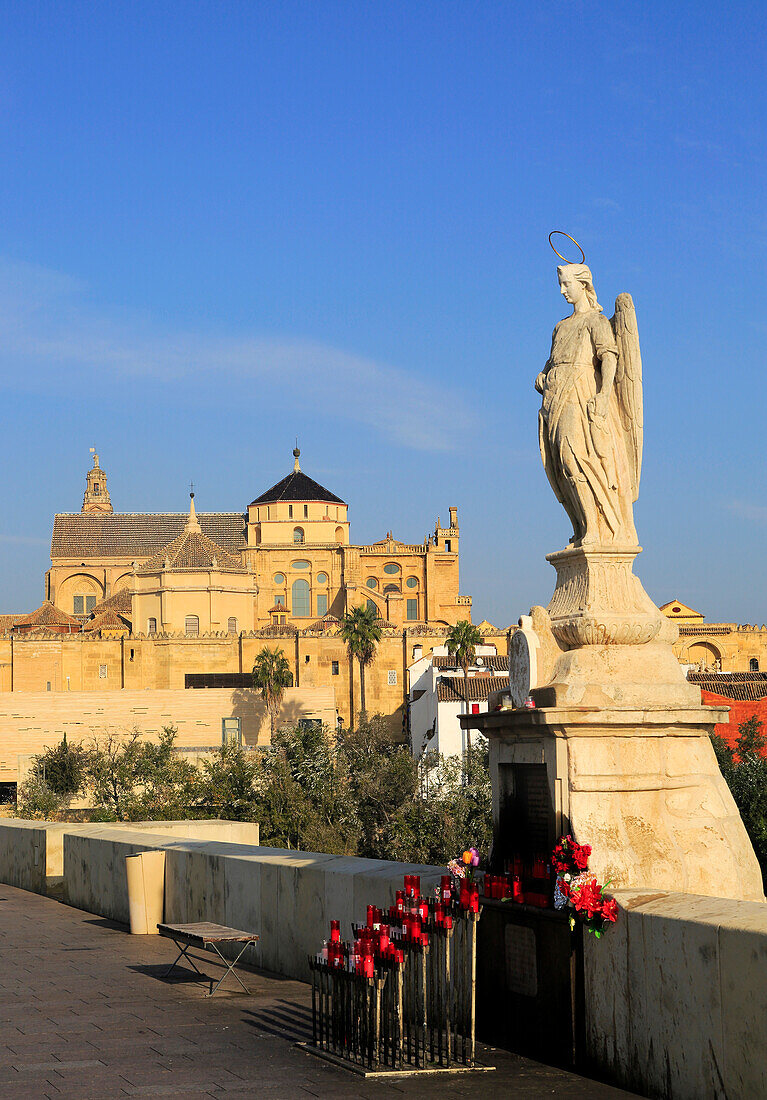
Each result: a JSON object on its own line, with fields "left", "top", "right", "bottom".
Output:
{"left": 0, "top": 614, "right": 23, "bottom": 633}
{"left": 437, "top": 674, "right": 506, "bottom": 703}
{"left": 51, "top": 513, "right": 245, "bottom": 560}
{"left": 84, "top": 610, "right": 130, "bottom": 633}
{"left": 137, "top": 529, "right": 246, "bottom": 574}
{"left": 433, "top": 654, "right": 508, "bottom": 671}
{"left": 91, "top": 589, "right": 132, "bottom": 616}
{"left": 15, "top": 600, "right": 82, "bottom": 629}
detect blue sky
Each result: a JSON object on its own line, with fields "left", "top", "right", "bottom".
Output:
{"left": 0, "top": 1, "right": 765, "bottom": 625}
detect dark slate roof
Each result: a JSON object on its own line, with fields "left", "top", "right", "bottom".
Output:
{"left": 51, "top": 513, "right": 245, "bottom": 560}
{"left": 249, "top": 470, "right": 345, "bottom": 507}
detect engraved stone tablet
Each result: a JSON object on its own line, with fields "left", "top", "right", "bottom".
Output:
{"left": 504, "top": 924, "right": 538, "bottom": 997}
{"left": 509, "top": 615, "right": 539, "bottom": 707}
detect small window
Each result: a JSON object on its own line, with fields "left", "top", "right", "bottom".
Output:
{"left": 275, "top": 595, "right": 285, "bottom": 606}
{"left": 274, "top": 573, "right": 285, "bottom": 584}
{"left": 407, "top": 598, "right": 418, "bottom": 621}
{"left": 129, "top": 648, "right": 135, "bottom": 662}
{"left": 387, "top": 670, "right": 397, "bottom": 686}
{"left": 444, "top": 540, "right": 452, "bottom": 552}
{"left": 750, "top": 658, "right": 760, "bottom": 672}
{"left": 471, "top": 703, "right": 480, "bottom": 715}
{"left": 73, "top": 595, "right": 84, "bottom": 615}
{"left": 291, "top": 560, "right": 310, "bottom": 569}
{"left": 93, "top": 483, "right": 100, "bottom": 494}
{"left": 288, "top": 505, "right": 293, "bottom": 518}
{"left": 99, "top": 664, "right": 107, "bottom": 679}
{"left": 383, "top": 563, "right": 400, "bottom": 575}
{"left": 304, "top": 504, "right": 308, "bottom": 518}
{"left": 367, "top": 599, "right": 377, "bottom": 614}
{"left": 147, "top": 617, "right": 157, "bottom": 635}
{"left": 406, "top": 576, "right": 418, "bottom": 589}
{"left": 46, "top": 681, "right": 51, "bottom": 692}
{"left": 277, "top": 614, "right": 286, "bottom": 625}
{"left": 222, "top": 717, "right": 241, "bottom": 746}
{"left": 317, "top": 572, "right": 328, "bottom": 585}
{"left": 305, "top": 654, "right": 310, "bottom": 663}
{"left": 86, "top": 595, "right": 96, "bottom": 614}
{"left": 317, "top": 593, "right": 328, "bottom": 617}
{"left": 384, "top": 584, "right": 400, "bottom": 594}
{"left": 331, "top": 661, "right": 339, "bottom": 675}
{"left": 185, "top": 615, "right": 200, "bottom": 637}
{"left": 293, "top": 527, "right": 305, "bottom": 544}
{"left": 227, "top": 617, "right": 238, "bottom": 635}
{"left": 366, "top": 577, "right": 377, "bottom": 589}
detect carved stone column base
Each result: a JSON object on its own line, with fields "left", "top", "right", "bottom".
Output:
{"left": 546, "top": 545, "right": 663, "bottom": 647}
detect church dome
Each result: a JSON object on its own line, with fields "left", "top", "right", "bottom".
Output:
{"left": 249, "top": 448, "right": 345, "bottom": 507}
{"left": 137, "top": 495, "right": 246, "bottom": 575}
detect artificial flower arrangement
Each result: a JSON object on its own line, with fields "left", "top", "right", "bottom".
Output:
{"left": 447, "top": 846, "right": 480, "bottom": 882}
{"left": 552, "top": 834, "right": 618, "bottom": 938}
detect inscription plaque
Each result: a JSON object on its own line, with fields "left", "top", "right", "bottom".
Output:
{"left": 504, "top": 924, "right": 538, "bottom": 997}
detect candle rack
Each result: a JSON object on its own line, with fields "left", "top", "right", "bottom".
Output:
{"left": 302, "top": 883, "right": 492, "bottom": 1077}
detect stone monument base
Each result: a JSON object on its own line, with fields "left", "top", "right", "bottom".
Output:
{"left": 469, "top": 703, "right": 765, "bottom": 903}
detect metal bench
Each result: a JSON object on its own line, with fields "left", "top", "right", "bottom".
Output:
{"left": 157, "top": 922, "right": 260, "bottom": 997}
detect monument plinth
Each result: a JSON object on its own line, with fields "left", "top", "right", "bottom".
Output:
{"left": 465, "top": 254, "right": 764, "bottom": 902}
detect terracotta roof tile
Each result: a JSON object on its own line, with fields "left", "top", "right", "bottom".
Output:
{"left": 437, "top": 674, "right": 507, "bottom": 703}
{"left": 91, "top": 589, "right": 132, "bottom": 616}
{"left": 0, "top": 614, "right": 22, "bottom": 633}
{"left": 84, "top": 610, "right": 130, "bottom": 632}
{"left": 16, "top": 600, "right": 82, "bottom": 629}
{"left": 51, "top": 512, "right": 245, "bottom": 560}
{"left": 433, "top": 655, "right": 508, "bottom": 671}
{"left": 137, "top": 529, "right": 246, "bottom": 574}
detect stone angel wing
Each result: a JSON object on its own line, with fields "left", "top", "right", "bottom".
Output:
{"left": 611, "top": 293, "right": 643, "bottom": 500}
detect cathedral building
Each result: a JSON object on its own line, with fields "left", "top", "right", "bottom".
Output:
{"left": 46, "top": 449, "right": 468, "bottom": 634}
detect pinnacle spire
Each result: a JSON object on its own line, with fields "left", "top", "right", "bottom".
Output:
{"left": 185, "top": 488, "right": 201, "bottom": 533}
{"left": 293, "top": 440, "right": 301, "bottom": 473}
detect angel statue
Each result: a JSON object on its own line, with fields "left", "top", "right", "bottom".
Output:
{"left": 535, "top": 261, "right": 642, "bottom": 548}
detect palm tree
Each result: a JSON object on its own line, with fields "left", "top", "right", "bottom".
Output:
{"left": 340, "top": 604, "right": 382, "bottom": 725}
{"left": 252, "top": 646, "right": 293, "bottom": 738}
{"left": 446, "top": 620, "right": 483, "bottom": 773}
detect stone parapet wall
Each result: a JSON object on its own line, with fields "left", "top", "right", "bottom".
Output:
{"left": 585, "top": 889, "right": 767, "bottom": 1100}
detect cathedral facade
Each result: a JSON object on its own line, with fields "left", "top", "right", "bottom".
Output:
{"left": 46, "top": 449, "right": 469, "bottom": 634}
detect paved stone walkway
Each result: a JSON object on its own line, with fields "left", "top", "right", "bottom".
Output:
{"left": 0, "top": 885, "right": 641, "bottom": 1098}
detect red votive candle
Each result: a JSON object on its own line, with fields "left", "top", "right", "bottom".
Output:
{"left": 379, "top": 924, "right": 390, "bottom": 952}
{"left": 412, "top": 875, "right": 421, "bottom": 897}
{"left": 512, "top": 877, "right": 524, "bottom": 904}
{"left": 396, "top": 890, "right": 405, "bottom": 914}
{"left": 444, "top": 914, "right": 453, "bottom": 930}
{"left": 330, "top": 920, "right": 341, "bottom": 943}
{"left": 469, "top": 884, "right": 480, "bottom": 913}
{"left": 441, "top": 875, "right": 452, "bottom": 903}
{"left": 459, "top": 882, "right": 470, "bottom": 910}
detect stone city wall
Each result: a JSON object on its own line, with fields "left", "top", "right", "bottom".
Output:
{"left": 0, "top": 627, "right": 510, "bottom": 735}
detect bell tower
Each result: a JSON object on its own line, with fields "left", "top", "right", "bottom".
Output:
{"left": 82, "top": 449, "right": 113, "bottom": 514}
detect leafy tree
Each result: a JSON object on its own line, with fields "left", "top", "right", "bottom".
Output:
{"left": 252, "top": 646, "right": 294, "bottom": 737}
{"left": 16, "top": 773, "right": 69, "bottom": 820}
{"left": 198, "top": 741, "right": 261, "bottom": 821}
{"left": 446, "top": 620, "right": 483, "bottom": 771}
{"left": 712, "top": 714, "right": 767, "bottom": 889}
{"left": 34, "top": 733, "right": 89, "bottom": 797}
{"left": 86, "top": 726, "right": 199, "bottom": 821}
{"left": 340, "top": 605, "right": 382, "bottom": 722}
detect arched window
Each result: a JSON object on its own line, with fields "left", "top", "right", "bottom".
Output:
{"left": 384, "top": 584, "right": 400, "bottom": 594}
{"left": 335, "top": 526, "right": 344, "bottom": 543}
{"left": 227, "top": 617, "right": 238, "bottom": 635}
{"left": 367, "top": 598, "right": 378, "bottom": 615}
{"left": 291, "top": 578, "right": 310, "bottom": 617}
{"left": 750, "top": 658, "right": 760, "bottom": 672}
{"left": 185, "top": 615, "right": 199, "bottom": 637}
{"left": 293, "top": 527, "right": 305, "bottom": 544}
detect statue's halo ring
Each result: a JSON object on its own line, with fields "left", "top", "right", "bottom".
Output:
{"left": 548, "top": 231, "right": 586, "bottom": 265}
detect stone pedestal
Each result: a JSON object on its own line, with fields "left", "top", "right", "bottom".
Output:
{"left": 464, "top": 540, "right": 765, "bottom": 902}
{"left": 470, "top": 704, "right": 764, "bottom": 902}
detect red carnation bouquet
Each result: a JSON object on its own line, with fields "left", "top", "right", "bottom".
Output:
{"left": 552, "top": 835, "right": 618, "bottom": 938}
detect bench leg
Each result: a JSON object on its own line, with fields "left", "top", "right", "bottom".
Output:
{"left": 205, "top": 941, "right": 252, "bottom": 996}
{"left": 162, "top": 940, "right": 206, "bottom": 980}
